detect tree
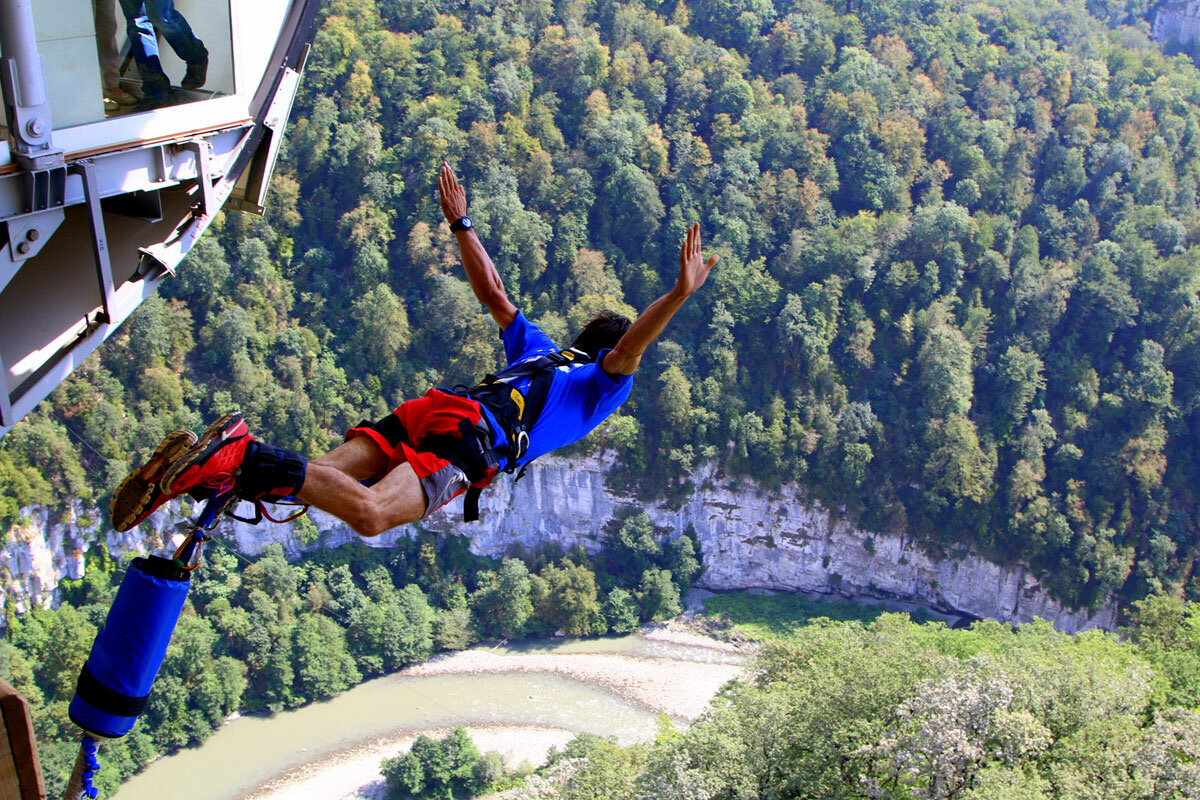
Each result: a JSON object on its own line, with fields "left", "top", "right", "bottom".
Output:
{"left": 992, "top": 346, "right": 1045, "bottom": 439}
{"left": 471, "top": 558, "right": 533, "bottom": 639}
{"left": 347, "top": 285, "right": 411, "bottom": 385}
{"left": 666, "top": 532, "right": 702, "bottom": 594}
{"left": 832, "top": 123, "right": 900, "bottom": 213}
{"left": 604, "top": 587, "right": 641, "bottom": 634}
{"left": 434, "top": 605, "right": 475, "bottom": 651}
{"left": 392, "top": 584, "right": 435, "bottom": 666}
{"left": 382, "top": 727, "right": 486, "bottom": 800}
{"left": 638, "top": 569, "right": 682, "bottom": 621}
{"left": 601, "top": 164, "right": 665, "bottom": 257}
{"left": 293, "top": 613, "right": 361, "bottom": 700}
{"left": 917, "top": 307, "right": 974, "bottom": 419}
{"left": 539, "top": 561, "right": 602, "bottom": 636}
{"left": 602, "top": 511, "right": 663, "bottom": 585}
{"left": 923, "top": 416, "right": 996, "bottom": 505}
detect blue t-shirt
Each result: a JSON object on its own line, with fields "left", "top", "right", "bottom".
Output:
{"left": 479, "top": 311, "right": 633, "bottom": 469}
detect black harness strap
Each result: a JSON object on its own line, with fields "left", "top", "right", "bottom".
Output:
{"left": 366, "top": 350, "right": 592, "bottom": 522}
{"left": 465, "top": 349, "right": 586, "bottom": 465}
{"left": 373, "top": 416, "right": 499, "bottom": 522}
{"left": 453, "top": 349, "right": 591, "bottom": 521}
{"left": 75, "top": 662, "right": 150, "bottom": 718}
{"left": 463, "top": 485, "right": 483, "bottom": 523}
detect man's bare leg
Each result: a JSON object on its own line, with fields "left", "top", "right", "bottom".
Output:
{"left": 296, "top": 437, "right": 428, "bottom": 536}
{"left": 311, "top": 436, "right": 389, "bottom": 480}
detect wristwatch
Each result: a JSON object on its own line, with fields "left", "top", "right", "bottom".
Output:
{"left": 450, "top": 215, "right": 474, "bottom": 232}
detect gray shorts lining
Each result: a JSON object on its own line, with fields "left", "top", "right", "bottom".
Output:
{"left": 420, "top": 463, "right": 470, "bottom": 517}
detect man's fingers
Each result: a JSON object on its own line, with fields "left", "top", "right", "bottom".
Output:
{"left": 706, "top": 254, "right": 720, "bottom": 269}
{"left": 441, "top": 162, "right": 461, "bottom": 195}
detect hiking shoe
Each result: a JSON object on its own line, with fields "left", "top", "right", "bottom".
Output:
{"left": 181, "top": 57, "right": 208, "bottom": 90}
{"left": 104, "top": 86, "right": 138, "bottom": 106}
{"left": 110, "top": 429, "right": 198, "bottom": 532}
{"left": 161, "top": 412, "right": 251, "bottom": 498}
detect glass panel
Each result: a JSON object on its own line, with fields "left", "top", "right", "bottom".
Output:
{"left": 105, "top": 0, "right": 235, "bottom": 116}
{"left": 8, "top": 0, "right": 235, "bottom": 130}
{"left": 33, "top": 0, "right": 106, "bottom": 127}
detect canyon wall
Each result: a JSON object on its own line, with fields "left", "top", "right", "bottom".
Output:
{"left": 1155, "top": 1, "right": 1200, "bottom": 55}
{"left": 1, "top": 456, "right": 1116, "bottom": 632}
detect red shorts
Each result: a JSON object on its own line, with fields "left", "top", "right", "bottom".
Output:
{"left": 345, "top": 389, "right": 497, "bottom": 517}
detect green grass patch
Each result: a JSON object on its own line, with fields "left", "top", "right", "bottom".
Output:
{"left": 701, "top": 591, "right": 942, "bottom": 640}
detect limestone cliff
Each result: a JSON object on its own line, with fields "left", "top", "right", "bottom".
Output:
{"left": 1155, "top": 1, "right": 1200, "bottom": 55}
{"left": 2, "top": 456, "right": 1115, "bottom": 632}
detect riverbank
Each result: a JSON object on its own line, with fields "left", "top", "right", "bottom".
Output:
{"left": 239, "top": 627, "right": 746, "bottom": 800}
{"left": 406, "top": 627, "right": 748, "bottom": 721}
{"left": 245, "top": 725, "right": 577, "bottom": 800}
{"left": 114, "top": 628, "right": 749, "bottom": 800}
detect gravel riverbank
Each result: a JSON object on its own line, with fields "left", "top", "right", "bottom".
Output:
{"left": 244, "top": 626, "right": 749, "bottom": 800}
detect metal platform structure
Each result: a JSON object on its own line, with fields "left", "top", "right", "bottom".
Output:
{"left": 0, "top": 0, "right": 319, "bottom": 439}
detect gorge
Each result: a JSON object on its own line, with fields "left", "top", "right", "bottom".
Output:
{"left": 1, "top": 455, "right": 1116, "bottom": 633}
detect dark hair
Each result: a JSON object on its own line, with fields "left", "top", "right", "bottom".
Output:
{"left": 570, "top": 310, "right": 632, "bottom": 359}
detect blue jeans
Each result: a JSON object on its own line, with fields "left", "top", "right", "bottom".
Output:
{"left": 119, "top": 0, "right": 207, "bottom": 96}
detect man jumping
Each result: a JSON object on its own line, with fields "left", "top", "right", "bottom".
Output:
{"left": 110, "top": 163, "right": 718, "bottom": 535}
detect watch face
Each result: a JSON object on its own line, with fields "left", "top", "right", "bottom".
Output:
{"left": 460, "top": 216, "right": 473, "bottom": 229}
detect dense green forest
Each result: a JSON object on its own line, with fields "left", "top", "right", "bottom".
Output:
{"left": 495, "top": 597, "right": 1200, "bottom": 800}
{"left": 0, "top": 518, "right": 699, "bottom": 796}
{"left": 4, "top": 0, "right": 1200, "bottom": 613}
{"left": 373, "top": 595, "right": 1200, "bottom": 800}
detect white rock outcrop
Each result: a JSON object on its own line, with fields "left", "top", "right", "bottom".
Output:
{"left": 1155, "top": 1, "right": 1200, "bottom": 53}
{"left": 218, "top": 456, "right": 1115, "bottom": 633}
{"left": 3, "top": 456, "right": 1115, "bottom": 632}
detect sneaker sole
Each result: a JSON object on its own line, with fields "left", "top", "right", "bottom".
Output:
{"left": 160, "top": 411, "right": 245, "bottom": 495}
{"left": 110, "top": 429, "right": 198, "bottom": 532}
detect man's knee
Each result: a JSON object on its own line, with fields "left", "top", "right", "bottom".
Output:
{"left": 350, "top": 503, "right": 422, "bottom": 538}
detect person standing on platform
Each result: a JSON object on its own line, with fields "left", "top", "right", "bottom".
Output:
{"left": 93, "top": 0, "right": 138, "bottom": 109}
{"left": 118, "top": 0, "right": 208, "bottom": 109}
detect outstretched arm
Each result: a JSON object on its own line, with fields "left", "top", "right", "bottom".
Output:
{"left": 602, "top": 223, "right": 719, "bottom": 377}
{"left": 439, "top": 162, "right": 518, "bottom": 329}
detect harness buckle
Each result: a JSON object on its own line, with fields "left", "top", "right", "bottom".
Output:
{"left": 514, "top": 430, "right": 529, "bottom": 461}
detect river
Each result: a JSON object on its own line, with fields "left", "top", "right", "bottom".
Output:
{"left": 112, "top": 630, "right": 749, "bottom": 800}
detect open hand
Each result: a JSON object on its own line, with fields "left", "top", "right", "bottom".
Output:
{"left": 438, "top": 161, "right": 467, "bottom": 224}
{"left": 676, "top": 223, "right": 719, "bottom": 297}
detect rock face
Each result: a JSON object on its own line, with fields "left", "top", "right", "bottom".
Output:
{"left": 217, "top": 456, "right": 1115, "bottom": 633}
{"left": 1155, "top": 1, "right": 1200, "bottom": 55}
{"left": 0, "top": 505, "right": 167, "bottom": 617}
{"left": 3, "top": 456, "right": 1116, "bottom": 632}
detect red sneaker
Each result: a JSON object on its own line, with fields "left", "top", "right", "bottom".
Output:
{"left": 160, "top": 412, "right": 251, "bottom": 498}
{"left": 110, "top": 429, "right": 198, "bottom": 532}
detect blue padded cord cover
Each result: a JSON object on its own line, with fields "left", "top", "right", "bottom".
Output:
{"left": 69, "top": 556, "right": 190, "bottom": 738}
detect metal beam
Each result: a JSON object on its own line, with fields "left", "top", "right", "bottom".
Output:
{"left": 0, "top": 349, "right": 12, "bottom": 429}
{"left": 0, "top": 0, "right": 61, "bottom": 171}
{"left": 180, "top": 139, "right": 214, "bottom": 218}
{"left": 68, "top": 162, "right": 115, "bottom": 323}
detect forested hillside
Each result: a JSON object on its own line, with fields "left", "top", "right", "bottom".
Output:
{"left": 504, "top": 599, "right": 1200, "bottom": 800}
{"left": 3, "top": 0, "right": 1200, "bottom": 611}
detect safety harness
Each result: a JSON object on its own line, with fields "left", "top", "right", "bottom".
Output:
{"left": 410, "top": 348, "right": 590, "bottom": 521}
